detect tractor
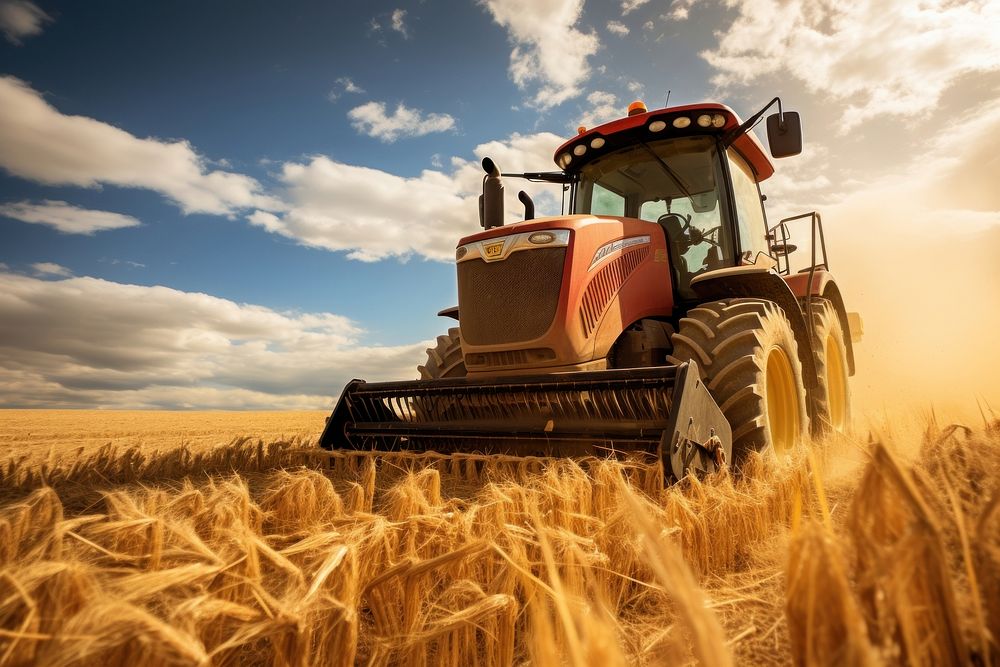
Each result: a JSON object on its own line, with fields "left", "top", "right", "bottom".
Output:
{"left": 319, "top": 98, "right": 861, "bottom": 480}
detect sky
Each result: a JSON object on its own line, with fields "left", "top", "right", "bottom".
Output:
{"left": 1, "top": 0, "right": 999, "bottom": 412}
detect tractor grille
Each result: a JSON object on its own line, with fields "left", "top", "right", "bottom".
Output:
{"left": 580, "top": 245, "right": 650, "bottom": 337}
{"left": 458, "top": 248, "right": 565, "bottom": 345}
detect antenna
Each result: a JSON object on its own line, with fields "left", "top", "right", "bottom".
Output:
{"left": 665, "top": 90, "right": 671, "bottom": 107}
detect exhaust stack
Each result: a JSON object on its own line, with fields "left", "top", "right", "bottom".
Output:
{"left": 478, "top": 157, "right": 504, "bottom": 229}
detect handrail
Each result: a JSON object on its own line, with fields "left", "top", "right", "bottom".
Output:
{"left": 768, "top": 211, "right": 828, "bottom": 328}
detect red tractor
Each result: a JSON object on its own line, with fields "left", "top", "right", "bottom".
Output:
{"left": 320, "top": 98, "right": 861, "bottom": 480}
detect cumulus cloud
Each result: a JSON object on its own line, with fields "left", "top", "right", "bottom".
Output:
{"left": 327, "top": 77, "right": 365, "bottom": 102}
{"left": 0, "top": 272, "right": 429, "bottom": 409}
{"left": 30, "top": 262, "right": 72, "bottom": 277}
{"left": 606, "top": 20, "right": 629, "bottom": 36}
{"left": 702, "top": 0, "right": 1000, "bottom": 131}
{"left": 348, "top": 101, "right": 456, "bottom": 142}
{"left": 390, "top": 8, "right": 408, "bottom": 37}
{"left": 0, "top": 76, "right": 281, "bottom": 216}
{"left": 480, "top": 0, "right": 600, "bottom": 109}
{"left": 664, "top": 0, "right": 694, "bottom": 21}
{"left": 574, "top": 90, "right": 621, "bottom": 129}
{"left": 0, "top": 199, "right": 141, "bottom": 234}
{"left": 621, "top": 0, "right": 649, "bottom": 14}
{"left": 249, "top": 131, "right": 565, "bottom": 262}
{"left": 0, "top": 0, "right": 50, "bottom": 45}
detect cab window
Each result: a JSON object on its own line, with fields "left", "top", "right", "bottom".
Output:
{"left": 574, "top": 136, "right": 734, "bottom": 298}
{"left": 639, "top": 196, "right": 727, "bottom": 284}
{"left": 591, "top": 183, "right": 625, "bottom": 216}
{"left": 726, "top": 150, "right": 769, "bottom": 263}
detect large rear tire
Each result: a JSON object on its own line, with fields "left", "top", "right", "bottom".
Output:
{"left": 668, "top": 299, "right": 809, "bottom": 466}
{"left": 417, "top": 327, "right": 467, "bottom": 379}
{"left": 808, "top": 298, "right": 851, "bottom": 434}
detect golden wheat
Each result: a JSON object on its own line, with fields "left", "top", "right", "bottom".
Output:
{"left": 0, "top": 415, "right": 997, "bottom": 665}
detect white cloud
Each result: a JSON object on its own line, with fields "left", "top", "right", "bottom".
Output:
{"left": 606, "top": 20, "right": 629, "bottom": 36}
{"left": 30, "top": 262, "right": 72, "bottom": 277}
{"left": 249, "top": 131, "right": 565, "bottom": 262}
{"left": 0, "top": 272, "right": 429, "bottom": 409}
{"left": 348, "top": 101, "right": 456, "bottom": 142}
{"left": 339, "top": 77, "right": 364, "bottom": 94}
{"left": 621, "top": 0, "right": 649, "bottom": 14}
{"left": 642, "top": 19, "right": 654, "bottom": 31}
{"left": 574, "top": 90, "right": 621, "bottom": 129}
{"left": 480, "top": 0, "right": 600, "bottom": 109}
{"left": 101, "top": 258, "right": 146, "bottom": 269}
{"left": 664, "top": 0, "right": 694, "bottom": 21}
{"left": 0, "top": 0, "right": 50, "bottom": 45}
{"left": 702, "top": 0, "right": 1000, "bottom": 131}
{"left": 328, "top": 77, "right": 365, "bottom": 101}
{"left": 626, "top": 80, "right": 644, "bottom": 94}
{"left": 0, "top": 200, "right": 141, "bottom": 234}
{"left": 0, "top": 76, "right": 281, "bottom": 216}
{"left": 390, "top": 8, "right": 409, "bottom": 37}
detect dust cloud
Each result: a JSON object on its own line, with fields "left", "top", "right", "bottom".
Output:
{"left": 824, "top": 209, "right": 1000, "bottom": 423}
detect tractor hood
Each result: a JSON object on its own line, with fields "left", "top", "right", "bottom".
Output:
{"left": 454, "top": 214, "right": 675, "bottom": 376}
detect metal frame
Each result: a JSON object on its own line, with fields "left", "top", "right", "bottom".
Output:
{"left": 768, "top": 211, "right": 829, "bottom": 323}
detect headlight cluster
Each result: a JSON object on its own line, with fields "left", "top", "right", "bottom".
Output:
{"left": 558, "top": 111, "right": 728, "bottom": 169}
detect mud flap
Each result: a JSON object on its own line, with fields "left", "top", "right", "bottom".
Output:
{"left": 663, "top": 361, "right": 733, "bottom": 480}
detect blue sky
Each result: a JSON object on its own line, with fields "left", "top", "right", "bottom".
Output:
{"left": 1, "top": 0, "right": 999, "bottom": 409}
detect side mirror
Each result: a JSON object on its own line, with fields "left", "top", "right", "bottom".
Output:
{"left": 765, "top": 111, "right": 802, "bottom": 158}
{"left": 769, "top": 242, "right": 798, "bottom": 256}
{"left": 478, "top": 157, "right": 504, "bottom": 229}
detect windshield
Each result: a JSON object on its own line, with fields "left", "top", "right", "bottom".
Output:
{"left": 573, "top": 136, "right": 733, "bottom": 297}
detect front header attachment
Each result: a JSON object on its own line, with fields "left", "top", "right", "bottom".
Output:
{"left": 319, "top": 362, "right": 732, "bottom": 481}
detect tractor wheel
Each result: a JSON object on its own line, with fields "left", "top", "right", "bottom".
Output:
{"left": 808, "top": 298, "right": 851, "bottom": 434}
{"left": 417, "top": 327, "right": 467, "bottom": 379}
{"left": 668, "top": 298, "right": 809, "bottom": 466}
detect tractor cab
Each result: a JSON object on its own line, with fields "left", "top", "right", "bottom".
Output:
{"left": 570, "top": 134, "right": 731, "bottom": 297}
{"left": 555, "top": 102, "right": 797, "bottom": 299}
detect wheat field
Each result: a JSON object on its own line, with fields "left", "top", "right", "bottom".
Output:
{"left": 0, "top": 410, "right": 998, "bottom": 666}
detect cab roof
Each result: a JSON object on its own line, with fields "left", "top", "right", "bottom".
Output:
{"left": 553, "top": 102, "right": 775, "bottom": 181}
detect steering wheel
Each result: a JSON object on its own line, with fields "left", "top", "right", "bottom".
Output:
{"left": 658, "top": 214, "right": 722, "bottom": 249}
{"left": 687, "top": 225, "right": 723, "bottom": 247}
{"left": 657, "top": 213, "right": 692, "bottom": 253}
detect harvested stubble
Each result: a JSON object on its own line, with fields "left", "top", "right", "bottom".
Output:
{"left": 0, "top": 419, "right": 998, "bottom": 666}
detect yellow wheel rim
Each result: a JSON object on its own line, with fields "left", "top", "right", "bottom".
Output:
{"left": 765, "top": 347, "right": 800, "bottom": 454}
{"left": 825, "top": 334, "right": 848, "bottom": 431}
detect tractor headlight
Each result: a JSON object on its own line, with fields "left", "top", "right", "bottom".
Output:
{"left": 573, "top": 144, "right": 587, "bottom": 156}
{"left": 456, "top": 246, "right": 467, "bottom": 260}
{"left": 648, "top": 120, "right": 666, "bottom": 132}
{"left": 697, "top": 114, "right": 712, "bottom": 127}
{"left": 590, "top": 137, "right": 605, "bottom": 149}
{"left": 672, "top": 116, "right": 691, "bottom": 128}
{"left": 711, "top": 113, "right": 726, "bottom": 128}
{"left": 528, "top": 232, "right": 556, "bottom": 244}
{"left": 557, "top": 153, "right": 572, "bottom": 168}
